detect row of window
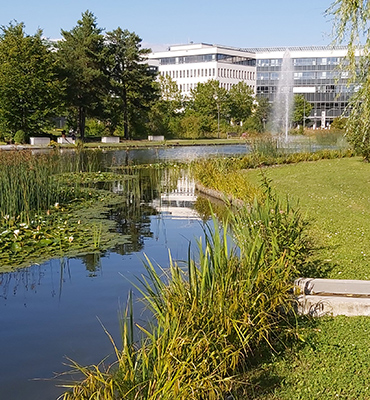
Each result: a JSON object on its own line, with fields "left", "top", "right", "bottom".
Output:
{"left": 159, "top": 53, "right": 255, "bottom": 66}
{"left": 257, "top": 57, "right": 345, "bottom": 67}
{"left": 161, "top": 69, "right": 216, "bottom": 79}
{"left": 160, "top": 68, "right": 255, "bottom": 80}
{"left": 257, "top": 71, "right": 348, "bottom": 80}
{"left": 178, "top": 82, "right": 255, "bottom": 93}
{"left": 258, "top": 85, "right": 352, "bottom": 94}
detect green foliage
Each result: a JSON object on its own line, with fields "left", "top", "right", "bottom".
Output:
{"left": 85, "top": 118, "right": 109, "bottom": 137}
{"left": 61, "top": 186, "right": 312, "bottom": 399}
{"left": 57, "top": 11, "right": 107, "bottom": 140}
{"left": 244, "top": 96, "right": 271, "bottom": 133}
{"left": 105, "top": 27, "right": 158, "bottom": 139}
{"left": 327, "top": 1, "right": 370, "bottom": 160}
{"left": 147, "top": 75, "right": 182, "bottom": 137}
{"left": 331, "top": 116, "right": 347, "bottom": 130}
{"left": 227, "top": 81, "right": 254, "bottom": 124}
{"left": 178, "top": 110, "right": 216, "bottom": 139}
{"left": 0, "top": 22, "right": 61, "bottom": 138}
{"left": 293, "top": 95, "right": 312, "bottom": 127}
{"left": 14, "top": 130, "right": 25, "bottom": 144}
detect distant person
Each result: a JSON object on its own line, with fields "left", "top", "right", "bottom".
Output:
{"left": 71, "top": 132, "right": 76, "bottom": 144}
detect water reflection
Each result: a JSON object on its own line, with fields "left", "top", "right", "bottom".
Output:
{"left": 0, "top": 164, "right": 207, "bottom": 400}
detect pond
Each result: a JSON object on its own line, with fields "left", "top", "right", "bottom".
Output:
{"left": 0, "top": 147, "right": 218, "bottom": 400}
{"left": 0, "top": 139, "right": 346, "bottom": 399}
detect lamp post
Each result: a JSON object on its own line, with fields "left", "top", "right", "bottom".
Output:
{"left": 214, "top": 94, "right": 220, "bottom": 139}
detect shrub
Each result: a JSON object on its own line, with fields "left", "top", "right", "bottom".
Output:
{"left": 14, "top": 130, "right": 25, "bottom": 144}
{"left": 60, "top": 182, "right": 313, "bottom": 399}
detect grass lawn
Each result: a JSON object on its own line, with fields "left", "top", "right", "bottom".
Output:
{"left": 241, "top": 157, "right": 370, "bottom": 399}
{"left": 244, "top": 156, "right": 370, "bottom": 280}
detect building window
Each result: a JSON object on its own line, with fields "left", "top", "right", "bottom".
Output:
{"left": 180, "top": 71, "right": 182, "bottom": 78}
{"left": 213, "top": 68, "right": 215, "bottom": 77}
{"left": 205, "top": 69, "right": 207, "bottom": 77}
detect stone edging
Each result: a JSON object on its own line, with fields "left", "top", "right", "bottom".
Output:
{"left": 195, "top": 182, "right": 245, "bottom": 208}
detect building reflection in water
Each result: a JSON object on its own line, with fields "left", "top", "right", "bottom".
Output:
{"left": 150, "top": 174, "right": 199, "bottom": 220}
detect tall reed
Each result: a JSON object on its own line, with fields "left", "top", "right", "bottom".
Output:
{"left": 60, "top": 182, "right": 312, "bottom": 399}
{"left": 0, "top": 149, "right": 104, "bottom": 223}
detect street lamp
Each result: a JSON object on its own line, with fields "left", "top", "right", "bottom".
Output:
{"left": 214, "top": 94, "right": 220, "bottom": 139}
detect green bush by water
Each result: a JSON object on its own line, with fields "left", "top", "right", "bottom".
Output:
{"left": 60, "top": 183, "right": 313, "bottom": 399}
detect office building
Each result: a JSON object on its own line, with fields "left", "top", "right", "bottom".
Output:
{"left": 149, "top": 43, "right": 358, "bottom": 127}
{"left": 249, "top": 45, "right": 355, "bottom": 127}
{"left": 148, "top": 43, "right": 257, "bottom": 95}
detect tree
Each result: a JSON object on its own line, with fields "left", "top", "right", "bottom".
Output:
{"left": 105, "top": 28, "right": 157, "bottom": 139}
{"left": 188, "top": 80, "right": 228, "bottom": 137}
{"left": 0, "top": 22, "right": 61, "bottom": 141}
{"left": 244, "top": 96, "right": 271, "bottom": 133}
{"left": 327, "top": 1, "right": 370, "bottom": 159}
{"left": 57, "top": 10, "right": 106, "bottom": 140}
{"left": 227, "top": 81, "right": 254, "bottom": 125}
{"left": 147, "top": 75, "right": 182, "bottom": 137}
{"left": 293, "top": 95, "right": 312, "bottom": 127}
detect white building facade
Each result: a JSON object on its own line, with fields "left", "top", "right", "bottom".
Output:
{"left": 148, "top": 43, "right": 257, "bottom": 95}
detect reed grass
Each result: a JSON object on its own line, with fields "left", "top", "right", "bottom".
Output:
{"left": 0, "top": 149, "right": 105, "bottom": 224}
{"left": 59, "top": 182, "right": 313, "bottom": 399}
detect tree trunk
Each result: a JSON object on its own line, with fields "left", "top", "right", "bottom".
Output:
{"left": 78, "top": 106, "right": 86, "bottom": 141}
{"left": 123, "top": 86, "right": 129, "bottom": 140}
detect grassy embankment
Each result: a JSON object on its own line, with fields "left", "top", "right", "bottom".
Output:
{"left": 194, "top": 154, "right": 370, "bottom": 399}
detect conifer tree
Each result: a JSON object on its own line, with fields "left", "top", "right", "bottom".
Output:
{"left": 57, "top": 10, "right": 106, "bottom": 140}
{"left": 105, "top": 28, "right": 157, "bottom": 139}
{"left": 0, "top": 22, "right": 60, "bottom": 141}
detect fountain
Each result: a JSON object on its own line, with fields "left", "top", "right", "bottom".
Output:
{"left": 273, "top": 49, "right": 294, "bottom": 141}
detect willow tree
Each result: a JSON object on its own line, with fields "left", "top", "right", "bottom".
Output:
{"left": 328, "top": 1, "right": 370, "bottom": 159}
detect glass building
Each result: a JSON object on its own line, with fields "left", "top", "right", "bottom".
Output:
{"left": 248, "top": 46, "right": 356, "bottom": 127}
{"left": 150, "top": 44, "right": 358, "bottom": 128}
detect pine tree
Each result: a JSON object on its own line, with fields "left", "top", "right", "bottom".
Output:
{"left": 57, "top": 10, "right": 106, "bottom": 140}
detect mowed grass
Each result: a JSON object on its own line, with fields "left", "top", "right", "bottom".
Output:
{"left": 240, "top": 157, "right": 370, "bottom": 399}
{"left": 251, "top": 316, "right": 370, "bottom": 399}
{"left": 244, "top": 156, "right": 370, "bottom": 280}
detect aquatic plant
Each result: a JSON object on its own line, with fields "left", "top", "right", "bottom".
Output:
{"left": 59, "top": 183, "right": 313, "bottom": 399}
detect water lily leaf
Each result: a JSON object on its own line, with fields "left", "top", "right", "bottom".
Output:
{"left": 11, "top": 242, "right": 22, "bottom": 252}
{"left": 37, "top": 238, "right": 54, "bottom": 247}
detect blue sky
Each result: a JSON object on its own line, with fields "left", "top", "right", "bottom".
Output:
{"left": 2, "top": 0, "right": 334, "bottom": 50}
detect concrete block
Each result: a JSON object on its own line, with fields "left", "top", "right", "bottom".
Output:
{"left": 295, "top": 278, "right": 370, "bottom": 317}
{"left": 30, "top": 137, "right": 50, "bottom": 146}
{"left": 148, "top": 135, "right": 164, "bottom": 141}
{"left": 57, "top": 137, "right": 74, "bottom": 144}
{"left": 102, "top": 136, "right": 120, "bottom": 143}
{"left": 296, "top": 295, "right": 370, "bottom": 317}
{"left": 295, "top": 278, "right": 370, "bottom": 296}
